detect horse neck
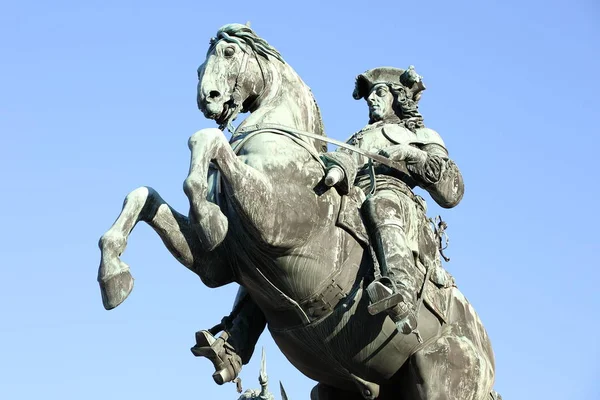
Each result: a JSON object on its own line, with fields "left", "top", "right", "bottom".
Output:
{"left": 244, "top": 60, "right": 324, "bottom": 137}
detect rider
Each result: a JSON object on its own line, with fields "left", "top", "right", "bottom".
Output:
{"left": 191, "top": 65, "right": 464, "bottom": 382}
{"left": 322, "top": 66, "right": 464, "bottom": 333}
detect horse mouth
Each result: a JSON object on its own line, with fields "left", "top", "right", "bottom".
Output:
{"left": 201, "top": 100, "right": 234, "bottom": 127}
{"left": 215, "top": 101, "right": 233, "bottom": 126}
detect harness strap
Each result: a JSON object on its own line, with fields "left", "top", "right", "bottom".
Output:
{"left": 230, "top": 127, "right": 326, "bottom": 169}
{"left": 220, "top": 43, "right": 251, "bottom": 131}
{"left": 236, "top": 123, "right": 408, "bottom": 171}
{"left": 413, "top": 255, "right": 434, "bottom": 343}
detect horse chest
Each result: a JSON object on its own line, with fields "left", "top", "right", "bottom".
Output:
{"left": 236, "top": 135, "right": 312, "bottom": 172}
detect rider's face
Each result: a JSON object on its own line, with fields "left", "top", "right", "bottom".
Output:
{"left": 367, "top": 84, "right": 395, "bottom": 122}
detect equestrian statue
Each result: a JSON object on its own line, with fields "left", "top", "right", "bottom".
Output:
{"left": 97, "top": 23, "right": 501, "bottom": 400}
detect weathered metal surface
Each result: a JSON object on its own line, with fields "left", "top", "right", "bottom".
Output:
{"left": 97, "top": 23, "right": 499, "bottom": 399}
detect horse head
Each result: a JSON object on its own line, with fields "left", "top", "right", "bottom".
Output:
{"left": 197, "top": 23, "right": 284, "bottom": 129}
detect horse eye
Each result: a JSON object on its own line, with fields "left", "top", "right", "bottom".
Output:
{"left": 224, "top": 47, "right": 235, "bottom": 57}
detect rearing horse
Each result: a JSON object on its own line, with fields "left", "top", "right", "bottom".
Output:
{"left": 98, "top": 23, "right": 499, "bottom": 400}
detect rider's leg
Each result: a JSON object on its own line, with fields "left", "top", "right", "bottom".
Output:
{"left": 362, "top": 190, "right": 422, "bottom": 333}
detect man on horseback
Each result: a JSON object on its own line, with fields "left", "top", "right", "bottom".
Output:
{"left": 191, "top": 65, "right": 465, "bottom": 384}
{"left": 322, "top": 66, "right": 464, "bottom": 334}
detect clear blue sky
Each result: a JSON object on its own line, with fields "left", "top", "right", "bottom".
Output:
{"left": 1, "top": 1, "right": 598, "bottom": 399}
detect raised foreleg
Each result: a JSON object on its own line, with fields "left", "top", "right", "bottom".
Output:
{"left": 183, "top": 128, "right": 276, "bottom": 249}
{"left": 98, "top": 186, "right": 232, "bottom": 310}
{"left": 184, "top": 128, "right": 325, "bottom": 250}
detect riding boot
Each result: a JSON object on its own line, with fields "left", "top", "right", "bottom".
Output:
{"left": 366, "top": 222, "right": 421, "bottom": 334}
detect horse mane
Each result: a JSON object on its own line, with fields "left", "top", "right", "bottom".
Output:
{"left": 209, "top": 23, "right": 327, "bottom": 149}
{"left": 208, "top": 24, "right": 285, "bottom": 64}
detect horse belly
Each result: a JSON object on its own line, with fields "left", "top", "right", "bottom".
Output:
{"left": 268, "top": 288, "right": 442, "bottom": 388}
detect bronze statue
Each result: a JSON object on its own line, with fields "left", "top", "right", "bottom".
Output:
{"left": 97, "top": 23, "right": 501, "bottom": 400}
{"left": 324, "top": 66, "right": 464, "bottom": 336}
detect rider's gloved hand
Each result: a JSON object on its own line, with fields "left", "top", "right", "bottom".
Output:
{"left": 379, "top": 144, "right": 427, "bottom": 165}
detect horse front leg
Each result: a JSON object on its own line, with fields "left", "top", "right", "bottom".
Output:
{"left": 183, "top": 129, "right": 235, "bottom": 251}
{"left": 184, "top": 128, "right": 275, "bottom": 250}
{"left": 98, "top": 186, "right": 232, "bottom": 310}
{"left": 185, "top": 128, "right": 296, "bottom": 248}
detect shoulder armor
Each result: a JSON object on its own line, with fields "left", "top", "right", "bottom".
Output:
{"left": 414, "top": 127, "right": 446, "bottom": 148}
{"left": 381, "top": 124, "right": 416, "bottom": 145}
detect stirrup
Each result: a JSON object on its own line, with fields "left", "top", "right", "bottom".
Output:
{"left": 366, "top": 279, "right": 405, "bottom": 316}
{"left": 391, "top": 304, "right": 418, "bottom": 334}
{"left": 366, "top": 279, "right": 419, "bottom": 334}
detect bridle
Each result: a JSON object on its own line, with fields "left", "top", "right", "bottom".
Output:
{"left": 218, "top": 40, "right": 268, "bottom": 131}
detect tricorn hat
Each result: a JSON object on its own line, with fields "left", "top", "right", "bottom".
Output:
{"left": 352, "top": 66, "right": 426, "bottom": 103}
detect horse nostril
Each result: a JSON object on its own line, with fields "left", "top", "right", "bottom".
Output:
{"left": 209, "top": 90, "right": 221, "bottom": 99}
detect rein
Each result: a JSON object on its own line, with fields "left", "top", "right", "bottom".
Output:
{"left": 219, "top": 42, "right": 268, "bottom": 132}
{"left": 235, "top": 123, "right": 415, "bottom": 172}
{"left": 218, "top": 45, "right": 250, "bottom": 131}
{"left": 210, "top": 43, "right": 412, "bottom": 172}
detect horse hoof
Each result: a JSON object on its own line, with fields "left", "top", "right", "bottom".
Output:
{"left": 194, "top": 203, "right": 228, "bottom": 251}
{"left": 212, "top": 368, "right": 232, "bottom": 385}
{"left": 99, "top": 269, "right": 134, "bottom": 310}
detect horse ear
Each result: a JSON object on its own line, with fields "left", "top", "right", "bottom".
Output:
{"left": 245, "top": 21, "right": 251, "bottom": 28}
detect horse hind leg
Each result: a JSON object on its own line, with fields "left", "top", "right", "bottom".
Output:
{"left": 183, "top": 128, "right": 230, "bottom": 251}
{"left": 402, "top": 330, "right": 496, "bottom": 400}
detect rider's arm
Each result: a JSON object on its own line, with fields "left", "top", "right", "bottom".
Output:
{"left": 380, "top": 126, "right": 465, "bottom": 208}
{"left": 408, "top": 142, "right": 464, "bottom": 209}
